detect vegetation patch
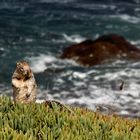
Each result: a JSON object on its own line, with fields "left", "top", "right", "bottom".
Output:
{"left": 0, "top": 96, "right": 140, "bottom": 140}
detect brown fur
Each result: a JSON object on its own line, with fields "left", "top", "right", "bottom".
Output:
{"left": 12, "top": 61, "right": 37, "bottom": 103}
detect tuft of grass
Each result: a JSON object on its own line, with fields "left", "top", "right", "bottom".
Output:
{"left": 0, "top": 96, "right": 140, "bottom": 140}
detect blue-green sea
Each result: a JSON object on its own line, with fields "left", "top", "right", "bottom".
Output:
{"left": 1, "top": 0, "right": 140, "bottom": 118}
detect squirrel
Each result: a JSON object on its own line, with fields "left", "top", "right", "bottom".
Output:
{"left": 12, "top": 61, "right": 37, "bottom": 103}
{"left": 11, "top": 60, "right": 74, "bottom": 114}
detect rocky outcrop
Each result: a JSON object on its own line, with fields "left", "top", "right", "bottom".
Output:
{"left": 61, "top": 34, "right": 140, "bottom": 66}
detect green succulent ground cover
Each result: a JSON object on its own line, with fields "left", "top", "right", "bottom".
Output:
{"left": 0, "top": 96, "right": 140, "bottom": 140}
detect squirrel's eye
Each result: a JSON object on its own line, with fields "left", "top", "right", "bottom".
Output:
{"left": 20, "top": 67, "right": 24, "bottom": 71}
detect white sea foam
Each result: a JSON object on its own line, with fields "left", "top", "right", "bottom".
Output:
{"left": 72, "top": 72, "right": 87, "bottom": 79}
{"left": 27, "top": 53, "right": 80, "bottom": 73}
{"left": 62, "top": 33, "right": 86, "bottom": 43}
{"left": 109, "top": 14, "right": 140, "bottom": 24}
{"left": 25, "top": 38, "right": 34, "bottom": 43}
{"left": 0, "top": 47, "right": 5, "bottom": 51}
{"left": 40, "top": 0, "right": 75, "bottom": 3}
{"left": 131, "top": 40, "right": 140, "bottom": 46}
{"left": 27, "top": 54, "right": 57, "bottom": 73}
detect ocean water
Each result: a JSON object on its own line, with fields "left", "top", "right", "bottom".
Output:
{"left": 0, "top": 0, "right": 140, "bottom": 118}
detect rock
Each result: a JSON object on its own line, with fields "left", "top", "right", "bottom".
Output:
{"left": 61, "top": 34, "right": 140, "bottom": 66}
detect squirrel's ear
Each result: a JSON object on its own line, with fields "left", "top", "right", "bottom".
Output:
{"left": 16, "top": 61, "right": 20, "bottom": 66}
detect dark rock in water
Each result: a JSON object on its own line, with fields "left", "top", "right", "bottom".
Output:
{"left": 61, "top": 34, "right": 140, "bottom": 66}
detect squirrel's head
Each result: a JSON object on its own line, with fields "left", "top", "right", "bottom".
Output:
{"left": 16, "top": 61, "right": 31, "bottom": 77}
